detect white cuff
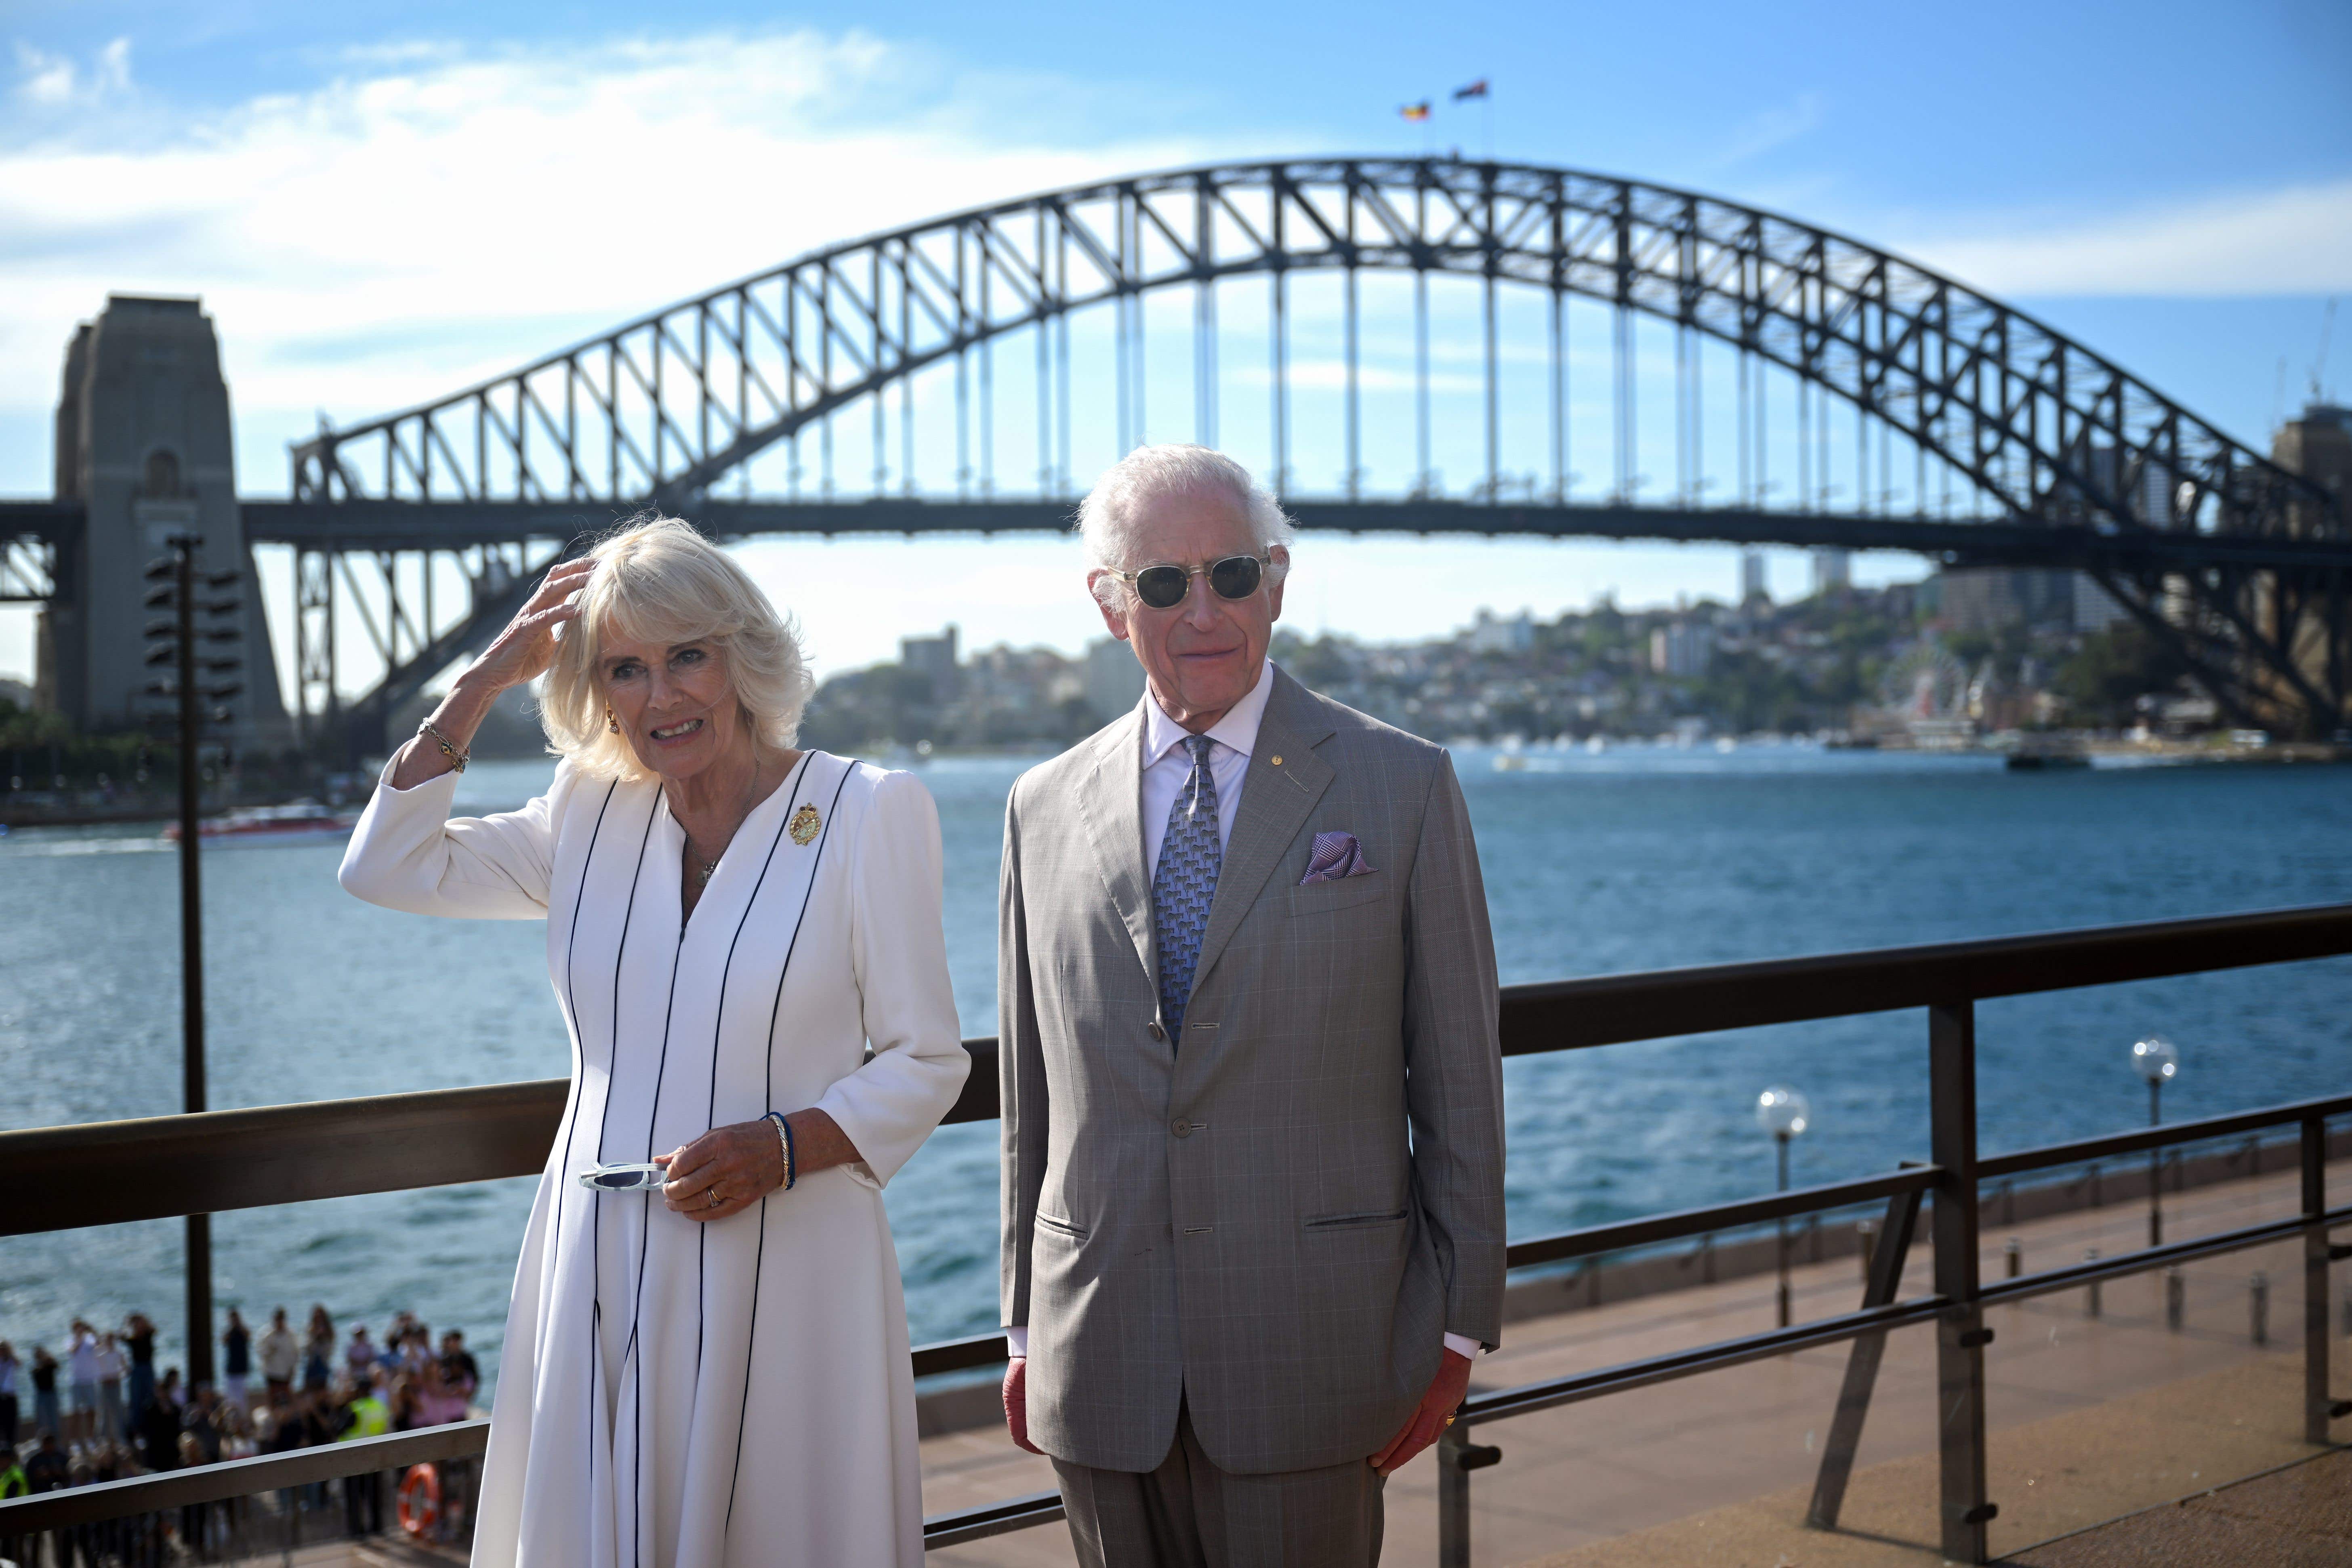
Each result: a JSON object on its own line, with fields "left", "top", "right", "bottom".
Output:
{"left": 1004, "top": 1326, "right": 1028, "bottom": 1358}
{"left": 1442, "top": 1332, "right": 1484, "bottom": 1360}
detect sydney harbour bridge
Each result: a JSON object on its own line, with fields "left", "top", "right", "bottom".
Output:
{"left": 8, "top": 156, "right": 2349, "bottom": 748}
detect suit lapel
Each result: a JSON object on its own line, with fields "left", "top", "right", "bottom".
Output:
{"left": 1075, "top": 706, "right": 1156, "bottom": 987}
{"left": 1187, "top": 670, "right": 1335, "bottom": 1001}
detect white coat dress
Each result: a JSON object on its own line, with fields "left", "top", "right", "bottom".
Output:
{"left": 338, "top": 749, "right": 969, "bottom": 1568}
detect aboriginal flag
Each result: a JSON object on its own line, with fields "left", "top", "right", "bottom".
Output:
{"left": 1452, "top": 79, "right": 1489, "bottom": 100}
{"left": 1399, "top": 100, "right": 1431, "bottom": 121}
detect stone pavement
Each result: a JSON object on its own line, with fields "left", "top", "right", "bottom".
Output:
{"left": 2009, "top": 1446, "right": 2352, "bottom": 1566}
{"left": 922, "top": 1156, "right": 2349, "bottom": 1565}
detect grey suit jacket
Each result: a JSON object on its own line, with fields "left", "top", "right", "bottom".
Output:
{"left": 999, "top": 666, "right": 1505, "bottom": 1476}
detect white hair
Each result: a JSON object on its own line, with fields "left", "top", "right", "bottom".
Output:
{"left": 538, "top": 515, "right": 815, "bottom": 782}
{"left": 1076, "top": 445, "right": 1295, "bottom": 606}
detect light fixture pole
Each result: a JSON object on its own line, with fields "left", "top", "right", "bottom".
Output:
{"left": 1756, "top": 1085, "right": 1811, "bottom": 1328}
{"left": 2131, "top": 1036, "right": 2179, "bottom": 1247}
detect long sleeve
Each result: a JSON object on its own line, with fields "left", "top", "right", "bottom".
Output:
{"left": 1401, "top": 750, "right": 1508, "bottom": 1350}
{"left": 336, "top": 755, "right": 565, "bottom": 919}
{"left": 814, "top": 769, "right": 970, "bottom": 1190}
{"left": 997, "top": 782, "right": 1048, "bottom": 1335}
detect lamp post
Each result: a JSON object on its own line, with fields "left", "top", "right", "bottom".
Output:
{"left": 2131, "top": 1035, "right": 2179, "bottom": 1247}
{"left": 1756, "top": 1085, "right": 1811, "bottom": 1328}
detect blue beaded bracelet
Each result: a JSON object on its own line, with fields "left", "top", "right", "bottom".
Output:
{"left": 764, "top": 1110, "right": 797, "bottom": 1191}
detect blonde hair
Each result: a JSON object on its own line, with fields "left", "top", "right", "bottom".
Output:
{"left": 539, "top": 515, "right": 814, "bottom": 781}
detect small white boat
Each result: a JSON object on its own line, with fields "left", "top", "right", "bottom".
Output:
{"left": 162, "top": 801, "right": 360, "bottom": 846}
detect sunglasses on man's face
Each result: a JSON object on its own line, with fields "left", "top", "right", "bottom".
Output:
{"left": 1108, "top": 554, "right": 1267, "bottom": 611}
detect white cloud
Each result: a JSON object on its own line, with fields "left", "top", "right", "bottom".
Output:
{"left": 11, "top": 37, "right": 132, "bottom": 107}
{"left": 1894, "top": 179, "right": 2352, "bottom": 297}
{"left": 0, "top": 29, "right": 1223, "bottom": 435}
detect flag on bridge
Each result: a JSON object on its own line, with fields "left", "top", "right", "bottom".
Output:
{"left": 1452, "top": 79, "right": 1489, "bottom": 101}
{"left": 1399, "top": 100, "right": 1431, "bottom": 121}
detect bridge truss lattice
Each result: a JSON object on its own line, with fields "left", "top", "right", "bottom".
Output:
{"left": 282, "top": 157, "right": 2346, "bottom": 740}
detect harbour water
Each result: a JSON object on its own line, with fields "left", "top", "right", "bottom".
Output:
{"left": 4, "top": 744, "right": 2350, "bottom": 1396}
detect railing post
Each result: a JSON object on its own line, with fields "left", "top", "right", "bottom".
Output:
{"left": 2304, "top": 1116, "right": 2339, "bottom": 1443}
{"left": 1930, "top": 1000, "right": 1993, "bottom": 1563}
{"left": 1807, "top": 1185, "right": 1925, "bottom": 1530}
{"left": 1436, "top": 1425, "right": 1501, "bottom": 1568}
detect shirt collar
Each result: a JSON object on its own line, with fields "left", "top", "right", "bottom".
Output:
{"left": 1141, "top": 659, "right": 1275, "bottom": 766}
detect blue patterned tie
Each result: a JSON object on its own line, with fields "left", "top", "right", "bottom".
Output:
{"left": 1151, "top": 735, "right": 1222, "bottom": 1036}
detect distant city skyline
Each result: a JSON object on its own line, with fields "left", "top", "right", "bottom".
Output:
{"left": 3, "top": 0, "right": 2346, "bottom": 686}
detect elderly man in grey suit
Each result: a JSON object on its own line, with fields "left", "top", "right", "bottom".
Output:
{"left": 997, "top": 444, "right": 1506, "bottom": 1566}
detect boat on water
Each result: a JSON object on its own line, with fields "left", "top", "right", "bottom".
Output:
{"left": 162, "top": 801, "right": 361, "bottom": 845}
{"left": 2005, "top": 741, "right": 2093, "bottom": 771}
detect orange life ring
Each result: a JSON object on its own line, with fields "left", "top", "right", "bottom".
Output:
{"left": 397, "top": 1463, "right": 441, "bottom": 1539}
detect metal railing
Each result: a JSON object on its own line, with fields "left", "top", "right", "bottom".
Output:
{"left": 4, "top": 902, "right": 2350, "bottom": 1563}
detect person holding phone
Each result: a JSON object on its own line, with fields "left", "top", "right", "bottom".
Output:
{"left": 339, "top": 515, "right": 967, "bottom": 1568}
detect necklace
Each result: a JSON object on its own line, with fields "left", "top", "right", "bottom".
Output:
{"left": 683, "top": 755, "right": 771, "bottom": 894}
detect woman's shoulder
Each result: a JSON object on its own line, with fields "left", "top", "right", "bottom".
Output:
{"left": 800, "top": 753, "right": 937, "bottom": 839}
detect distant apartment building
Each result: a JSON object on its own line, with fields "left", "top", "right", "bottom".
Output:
{"left": 1938, "top": 568, "right": 2128, "bottom": 636}
{"left": 1740, "top": 551, "right": 1769, "bottom": 605}
{"left": 1084, "top": 637, "right": 1148, "bottom": 723}
{"left": 1811, "top": 549, "right": 1851, "bottom": 596}
{"left": 1462, "top": 609, "right": 1535, "bottom": 655}
{"left": 899, "top": 625, "right": 959, "bottom": 698}
{"left": 2072, "top": 574, "right": 2129, "bottom": 634}
{"left": 1649, "top": 619, "right": 1712, "bottom": 678}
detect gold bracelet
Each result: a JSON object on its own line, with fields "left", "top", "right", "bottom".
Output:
{"left": 418, "top": 719, "right": 470, "bottom": 774}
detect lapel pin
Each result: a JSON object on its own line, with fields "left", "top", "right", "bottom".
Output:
{"left": 789, "top": 803, "right": 822, "bottom": 845}
{"left": 1270, "top": 755, "right": 1283, "bottom": 767}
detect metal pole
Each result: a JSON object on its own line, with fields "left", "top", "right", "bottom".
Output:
{"left": 2304, "top": 1116, "right": 2342, "bottom": 1441}
{"left": 1435, "top": 1425, "right": 1500, "bottom": 1568}
{"left": 1483, "top": 269, "right": 1499, "bottom": 502}
{"left": 1930, "top": 999, "right": 1993, "bottom": 1563}
{"left": 174, "top": 537, "right": 214, "bottom": 1390}
{"left": 1344, "top": 263, "right": 1360, "bottom": 498}
{"left": 2149, "top": 1078, "right": 2163, "bottom": 1248}
{"left": 1776, "top": 1131, "right": 1792, "bottom": 1328}
{"left": 1415, "top": 271, "right": 1431, "bottom": 495}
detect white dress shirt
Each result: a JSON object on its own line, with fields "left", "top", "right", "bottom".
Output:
{"left": 1140, "top": 659, "right": 1274, "bottom": 877}
{"left": 1009, "top": 661, "right": 1480, "bottom": 1364}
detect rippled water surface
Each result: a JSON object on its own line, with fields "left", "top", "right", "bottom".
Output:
{"left": 5, "top": 745, "right": 2349, "bottom": 1392}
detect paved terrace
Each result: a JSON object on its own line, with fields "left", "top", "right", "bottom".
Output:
{"left": 917, "top": 1156, "right": 2349, "bottom": 1566}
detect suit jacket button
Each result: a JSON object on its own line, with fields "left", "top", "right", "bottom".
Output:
{"left": 1171, "top": 1119, "right": 1192, "bottom": 1137}
{"left": 1148, "top": 1021, "right": 1167, "bottom": 1043}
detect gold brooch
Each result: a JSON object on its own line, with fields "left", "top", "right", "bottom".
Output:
{"left": 788, "top": 803, "right": 822, "bottom": 846}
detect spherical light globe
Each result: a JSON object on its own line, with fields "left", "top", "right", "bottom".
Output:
{"left": 1755, "top": 1085, "right": 1811, "bottom": 1138}
{"left": 2130, "top": 1035, "right": 2179, "bottom": 1084}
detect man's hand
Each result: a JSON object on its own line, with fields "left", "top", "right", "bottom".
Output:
{"left": 1003, "top": 1357, "right": 1042, "bottom": 1455}
{"left": 1368, "top": 1348, "right": 1473, "bottom": 1475}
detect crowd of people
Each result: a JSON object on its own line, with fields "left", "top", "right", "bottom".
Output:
{"left": 0, "top": 1305, "right": 482, "bottom": 1564}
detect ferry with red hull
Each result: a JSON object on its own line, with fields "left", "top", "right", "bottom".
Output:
{"left": 162, "top": 801, "right": 360, "bottom": 845}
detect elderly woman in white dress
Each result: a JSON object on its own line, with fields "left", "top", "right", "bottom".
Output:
{"left": 338, "top": 516, "right": 968, "bottom": 1568}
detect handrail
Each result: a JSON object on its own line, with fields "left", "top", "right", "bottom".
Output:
{"left": 8, "top": 902, "right": 2349, "bottom": 1238}
{"left": 0, "top": 1421, "right": 488, "bottom": 1534}
{"left": 1499, "top": 1167, "right": 1941, "bottom": 1270}
{"left": 5, "top": 900, "right": 2351, "bottom": 1555}
{"left": 1976, "top": 1091, "right": 2352, "bottom": 1179}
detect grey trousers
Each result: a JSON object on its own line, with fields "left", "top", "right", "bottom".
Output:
{"left": 1051, "top": 1402, "right": 1385, "bottom": 1568}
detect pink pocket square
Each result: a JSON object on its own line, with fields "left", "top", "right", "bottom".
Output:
{"left": 1300, "top": 831, "right": 1376, "bottom": 884}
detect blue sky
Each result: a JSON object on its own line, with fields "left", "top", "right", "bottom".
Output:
{"left": 3, "top": 0, "right": 2348, "bottom": 685}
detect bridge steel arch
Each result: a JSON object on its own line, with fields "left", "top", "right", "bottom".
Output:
{"left": 286, "top": 157, "right": 2346, "bottom": 739}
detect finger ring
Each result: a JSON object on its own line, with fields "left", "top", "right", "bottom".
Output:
{"left": 708, "top": 1189, "right": 722, "bottom": 1209}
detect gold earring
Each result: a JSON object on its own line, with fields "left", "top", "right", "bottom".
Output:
{"left": 606, "top": 708, "right": 620, "bottom": 735}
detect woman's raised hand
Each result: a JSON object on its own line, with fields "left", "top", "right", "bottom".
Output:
{"left": 465, "top": 557, "right": 597, "bottom": 695}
